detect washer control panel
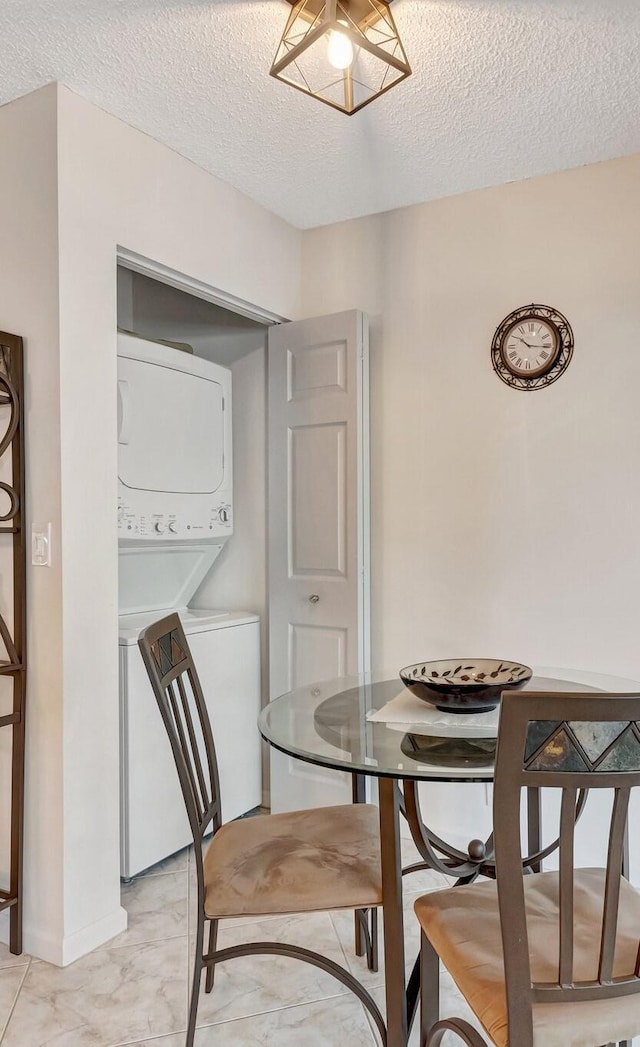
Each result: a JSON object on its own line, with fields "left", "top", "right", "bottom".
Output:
{"left": 118, "top": 497, "right": 232, "bottom": 540}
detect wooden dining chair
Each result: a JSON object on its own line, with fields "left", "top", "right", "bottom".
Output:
{"left": 413, "top": 689, "right": 640, "bottom": 1047}
{"left": 138, "top": 613, "right": 385, "bottom": 1047}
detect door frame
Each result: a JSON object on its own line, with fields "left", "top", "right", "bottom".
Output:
{"left": 116, "top": 247, "right": 289, "bottom": 326}
{"left": 114, "top": 246, "right": 288, "bottom": 812}
{"left": 356, "top": 311, "right": 371, "bottom": 674}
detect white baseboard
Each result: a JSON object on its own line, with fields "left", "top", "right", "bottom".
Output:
{"left": 0, "top": 905, "right": 128, "bottom": 967}
{"left": 59, "top": 906, "right": 129, "bottom": 967}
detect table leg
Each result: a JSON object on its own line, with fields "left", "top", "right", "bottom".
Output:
{"left": 352, "top": 773, "right": 368, "bottom": 959}
{"left": 379, "top": 776, "right": 408, "bottom": 1047}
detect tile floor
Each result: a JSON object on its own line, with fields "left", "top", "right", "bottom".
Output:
{"left": 0, "top": 829, "right": 481, "bottom": 1047}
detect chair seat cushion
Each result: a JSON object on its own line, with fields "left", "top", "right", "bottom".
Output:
{"left": 414, "top": 868, "right": 640, "bottom": 1047}
{"left": 203, "top": 804, "right": 382, "bottom": 919}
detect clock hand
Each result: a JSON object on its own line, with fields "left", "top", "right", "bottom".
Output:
{"left": 513, "top": 336, "right": 535, "bottom": 349}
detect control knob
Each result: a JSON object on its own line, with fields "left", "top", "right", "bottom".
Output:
{"left": 168, "top": 522, "right": 177, "bottom": 534}
{"left": 154, "top": 521, "right": 165, "bottom": 534}
{"left": 219, "top": 507, "right": 230, "bottom": 524}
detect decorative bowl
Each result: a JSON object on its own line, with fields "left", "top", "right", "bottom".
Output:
{"left": 399, "top": 659, "right": 532, "bottom": 714}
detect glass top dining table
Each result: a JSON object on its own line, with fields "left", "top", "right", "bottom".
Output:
{"left": 258, "top": 667, "right": 634, "bottom": 1047}
{"left": 259, "top": 670, "right": 604, "bottom": 783}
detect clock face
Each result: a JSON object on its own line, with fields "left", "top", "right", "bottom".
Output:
{"left": 491, "top": 304, "right": 574, "bottom": 391}
{"left": 501, "top": 317, "right": 560, "bottom": 377}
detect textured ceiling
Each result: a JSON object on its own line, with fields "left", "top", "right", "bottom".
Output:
{"left": 1, "top": 0, "right": 639, "bottom": 228}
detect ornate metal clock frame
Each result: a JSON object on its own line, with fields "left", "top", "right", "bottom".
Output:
{"left": 491, "top": 303, "right": 574, "bottom": 391}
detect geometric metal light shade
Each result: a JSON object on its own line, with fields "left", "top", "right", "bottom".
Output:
{"left": 270, "top": 0, "right": 412, "bottom": 116}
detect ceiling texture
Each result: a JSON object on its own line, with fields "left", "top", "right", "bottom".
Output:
{"left": 1, "top": 0, "right": 639, "bottom": 228}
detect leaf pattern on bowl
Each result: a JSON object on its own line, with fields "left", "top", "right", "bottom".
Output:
{"left": 404, "top": 660, "right": 531, "bottom": 688}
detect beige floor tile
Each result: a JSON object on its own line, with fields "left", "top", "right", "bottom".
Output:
{"left": 136, "top": 846, "right": 190, "bottom": 879}
{"left": 2, "top": 937, "right": 188, "bottom": 1047}
{"left": 113, "top": 1037, "right": 187, "bottom": 1047}
{"left": 367, "top": 969, "right": 483, "bottom": 1047}
{"left": 0, "top": 964, "right": 28, "bottom": 1038}
{"left": 111, "top": 872, "right": 188, "bottom": 950}
{"left": 329, "top": 885, "right": 441, "bottom": 990}
{"left": 121, "top": 993, "right": 376, "bottom": 1047}
{"left": 192, "top": 911, "right": 352, "bottom": 1026}
{"left": 0, "top": 941, "right": 30, "bottom": 969}
{"left": 197, "top": 993, "right": 377, "bottom": 1046}
{"left": 399, "top": 838, "right": 454, "bottom": 894}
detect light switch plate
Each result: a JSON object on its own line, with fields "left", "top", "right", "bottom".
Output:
{"left": 31, "top": 523, "right": 52, "bottom": 567}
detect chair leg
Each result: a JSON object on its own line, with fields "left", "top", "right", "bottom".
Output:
{"left": 420, "top": 931, "right": 439, "bottom": 1047}
{"left": 354, "top": 907, "right": 379, "bottom": 972}
{"left": 354, "top": 908, "right": 366, "bottom": 957}
{"left": 368, "top": 908, "right": 379, "bottom": 973}
{"left": 205, "top": 919, "right": 218, "bottom": 993}
{"left": 187, "top": 908, "right": 205, "bottom": 1047}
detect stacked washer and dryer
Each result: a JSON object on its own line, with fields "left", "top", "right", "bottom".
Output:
{"left": 117, "top": 332, "right": 261, "bottom": 879}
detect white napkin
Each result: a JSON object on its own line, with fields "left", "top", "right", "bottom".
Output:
{"left": 367, "top": 689, "right": 499, "bottom": 738}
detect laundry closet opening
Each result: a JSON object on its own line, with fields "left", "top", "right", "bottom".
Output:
{"left": 116, "top": 265, "right": 270, "bottom": 882}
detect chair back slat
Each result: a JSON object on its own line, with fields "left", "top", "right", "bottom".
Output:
{"left": 175, "top": 673, "right": 210, "bottom": 817}
{"left": 138, "top": 613, "right": 222, "bottom": 845}
{"left": 493, "top": 691, "right": 640, "bottom": 1045}
{"left": 599, "top": 787, "right": 631, "bottom": 983}
{"left": 166, "top": 679, "right": 205, "bottom": 822}
{"left": 558, "top": 787, "right": 576, "bottom": 986}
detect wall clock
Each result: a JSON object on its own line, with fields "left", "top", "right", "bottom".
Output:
{"left": 491, "top": 304, "right": 574, "bottom": 391}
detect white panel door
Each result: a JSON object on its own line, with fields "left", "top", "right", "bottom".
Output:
{"left": 268, "top": 310, "right": 370, "bottom": 812}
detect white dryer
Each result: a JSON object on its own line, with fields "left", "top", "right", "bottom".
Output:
{"left": 117, "top": 332, "right": 233, "bottom": 614}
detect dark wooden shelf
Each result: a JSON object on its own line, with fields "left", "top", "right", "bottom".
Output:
{"left": 0, "top": 662, "right": 24, "bottom": 675}
{"left": 0, "top": 333, "right": 26, "bottom": 955}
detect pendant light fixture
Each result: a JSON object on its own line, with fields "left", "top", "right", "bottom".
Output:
{"left": 270, "top": 0, "right": 411, "bottom": 116}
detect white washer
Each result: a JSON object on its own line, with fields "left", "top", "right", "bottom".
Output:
{"left": 119, "top": 608, "right": 261, "bottom": 879}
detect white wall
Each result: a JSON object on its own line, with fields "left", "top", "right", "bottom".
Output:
{"left": 302, "top": 154, "right": 640, "bottom": 846}
{"left": 0, "top": 85, "right": 66, "bottom": 959}
{"left": 0, "top": 82, "right": 301, "bottom": 965}
{"left": 303, "top": 154, "right": 640, "bottom": 677}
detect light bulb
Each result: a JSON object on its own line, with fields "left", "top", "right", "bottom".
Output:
{"left": 327, "top": 25, "right": 354, "bottom": 70}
